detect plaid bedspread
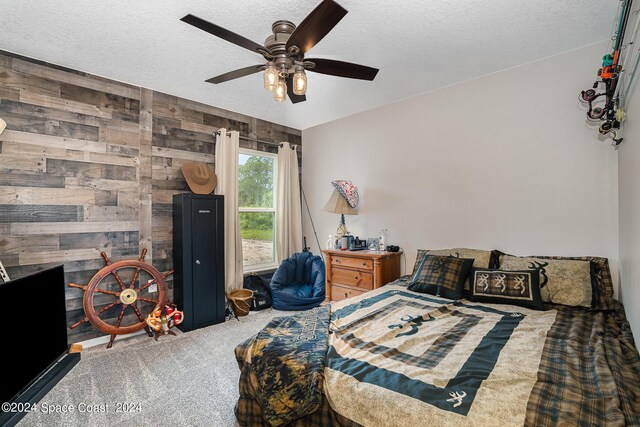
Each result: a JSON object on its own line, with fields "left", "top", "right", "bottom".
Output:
{"left": 235, "top": 281, "right": 640, "bottom": 426}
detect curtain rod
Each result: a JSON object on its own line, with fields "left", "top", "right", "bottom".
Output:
{"left": 214, "top": 129, "right": 298, "bottom": 149}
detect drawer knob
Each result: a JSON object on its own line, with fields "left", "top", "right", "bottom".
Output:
{"left": 344, "top": 293, "right": 348, "bottom": 298}
{"left": 354, "top": 275, "right": 358, "bottom": 279}
{"left": 362, "top": 262, "right": 366, "bottom": 266}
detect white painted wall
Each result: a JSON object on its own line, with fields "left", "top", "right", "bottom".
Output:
{"left": 618, "top": 65, "right": 640, "bottom": 337}
{"left": 302, "top": 42, "right": 619, "bottom": 293}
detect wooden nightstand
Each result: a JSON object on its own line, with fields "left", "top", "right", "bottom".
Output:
{"left": 322, "top": 249, "right": 402, "bottom": 301}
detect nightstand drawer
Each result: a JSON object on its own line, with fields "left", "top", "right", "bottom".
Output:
{"left": 331, "top": 284, "right": 367, "bottom": 301}
{"left": 331, "top": 256, "right": 373, "bottom": 271}
{"left": 332, "top": 268, "right": 373, "bottom": 290}
{"left": 323, "top": 249, "right": 403, "bottom": 304}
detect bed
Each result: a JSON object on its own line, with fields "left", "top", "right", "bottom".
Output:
{"left": 234, "top": 253, "right": 640, "bottom": 426}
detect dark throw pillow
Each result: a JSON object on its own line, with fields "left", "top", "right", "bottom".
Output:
{"left": 469, "top": 268, "right": 544, "bottom": 310}
{"left": 408, "top": 255, "right": 473, "bottom": 300}
{"left": 413, "top": 248, "right": 494, "bottom": 294}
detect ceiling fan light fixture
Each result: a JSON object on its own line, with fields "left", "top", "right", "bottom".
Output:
{"left": 292, "top": 65, "right": 307, "bottom": 96}
{"left": 274, "top": 78, "right": 287, "bottom": 102}
{"left": 264, "top": 62, "right": 278, "bottom": 91}
{"left": 183, "top": 0, "right": 379, "bottom": 105}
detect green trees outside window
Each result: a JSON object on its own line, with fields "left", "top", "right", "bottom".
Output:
{"left": 239, "top": 152, "right": 276, "bottom": 268}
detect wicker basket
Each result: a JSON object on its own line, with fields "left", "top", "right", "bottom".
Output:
{"left": 226, "top": 289, "right": 254, "bottom": 317}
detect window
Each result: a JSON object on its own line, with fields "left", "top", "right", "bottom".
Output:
{"left": 238, "top": 148, "right": 277, "bottom": 271}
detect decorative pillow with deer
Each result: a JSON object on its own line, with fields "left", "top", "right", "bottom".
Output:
{"left": 498, "top": 255, "right": 592, "bottom": 308}
{"left": 469, "top": 268, "right": 544, "bottom": 310}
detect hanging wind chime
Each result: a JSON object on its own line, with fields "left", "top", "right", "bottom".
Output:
{"left": 579, "top": 0, "right": 640, "bottom": 145}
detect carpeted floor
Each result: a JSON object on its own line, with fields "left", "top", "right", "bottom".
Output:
{"left": 19, "top": 309, "right": 285, "bottom": 427}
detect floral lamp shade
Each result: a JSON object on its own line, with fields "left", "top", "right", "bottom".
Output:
{"left": 331, "top": 180, "right": 359, "bottom": 208}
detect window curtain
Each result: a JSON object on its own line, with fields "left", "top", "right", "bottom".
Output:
{"left": 276, "top": 142, "right": 303, "bottom": 261}
{"left": 215, "top": 128, "right": 243, "bottom": 291}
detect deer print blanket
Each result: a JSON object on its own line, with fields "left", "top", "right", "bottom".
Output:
{"left": 324, "top": 282, "right": 640, "bottom": 427}
{"left": 235, "top": 281, "right": 640, "bottom": 426}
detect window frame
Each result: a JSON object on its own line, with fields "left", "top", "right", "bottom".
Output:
{"left": 238, "top": 147, "right": 278, "bottom": 273}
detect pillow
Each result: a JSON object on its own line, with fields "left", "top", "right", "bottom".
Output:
{"left": 498, "top": 255, "right": 592, "bottom": 308}
{"left": 493, "top": 251, "right": 613, "bottom": 310}
{"left": 531, "top": 255, "right": 612, "bottom": 310}
{"left": 408, "top": 255, "right": 473, "bottom": 300}
{"left": 469, "top": 268, "right": 545, "bottom": 310}
{"left": 413, "top": 248, "right": 495, "bottom": 292}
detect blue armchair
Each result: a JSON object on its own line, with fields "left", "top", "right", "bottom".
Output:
{"left": 270, "top": 251, "right": 326, "bottom": 311}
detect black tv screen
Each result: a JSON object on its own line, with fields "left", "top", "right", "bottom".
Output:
{"left": 1, "top": 265, "right": 69, "bottom": 405}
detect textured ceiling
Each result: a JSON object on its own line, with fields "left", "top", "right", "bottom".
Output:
{"left": 0, "top": 0, "right": 617, "bottom": 130}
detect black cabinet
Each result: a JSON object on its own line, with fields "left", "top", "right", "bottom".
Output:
{"left": 173, "top": 194, "right": 225, "bottom": 332}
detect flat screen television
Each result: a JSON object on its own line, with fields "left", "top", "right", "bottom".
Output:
{"left": 0, "top": 265, "right": 79, "bottom": 426}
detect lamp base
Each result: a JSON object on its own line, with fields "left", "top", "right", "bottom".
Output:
{"left": 335, "top": 214, "right": 349, "bottom": 248}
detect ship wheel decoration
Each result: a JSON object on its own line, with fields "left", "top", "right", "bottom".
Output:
{"left": 69, "top": 248, "right": 174, "bottom": 348}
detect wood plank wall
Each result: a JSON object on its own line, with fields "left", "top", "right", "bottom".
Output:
{"left": 0, "top": 51, "right": 302, "bottom": 343}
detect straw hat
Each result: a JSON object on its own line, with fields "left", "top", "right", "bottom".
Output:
{"left": 181, "top": 162, "right": 217, "bottom": 194}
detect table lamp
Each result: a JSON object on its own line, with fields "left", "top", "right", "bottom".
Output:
{"left": 323, "top": 189, "right": 357, "bottom": 245}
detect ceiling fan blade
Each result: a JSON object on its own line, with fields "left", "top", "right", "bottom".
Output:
{"left": 287, "top": 79, "right": 307, "bottom": 104}
{"left": 181, "top": 14, "right": 265, "bottom": 54}
{"left": 286, "top": 0, "right": 348, "bottom": 54}
{"left": 205, "top": 65, "right": 265, "bottom": 84}
{"left": 306, "top": 58, "right": 379, "bottom": 81}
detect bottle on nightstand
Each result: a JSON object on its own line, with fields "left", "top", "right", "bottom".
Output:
{"left": 379, "top": 229, "right": 387, "bottom": 251}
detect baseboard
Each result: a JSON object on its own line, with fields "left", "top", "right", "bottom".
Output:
{"left": 77, "top": 330, "right": 147, "bottom": 349}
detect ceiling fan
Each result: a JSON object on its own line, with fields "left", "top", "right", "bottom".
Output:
{"left": 180, "top": 0, "right": 379, "bottom": 104}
